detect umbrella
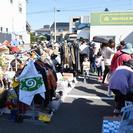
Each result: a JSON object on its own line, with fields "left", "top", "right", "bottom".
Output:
{"left": 93, "top": 36, "right": 108, "bottom": 44}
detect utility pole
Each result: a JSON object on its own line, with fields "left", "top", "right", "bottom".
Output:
{"left": 54, "top": 0, "right": 56, "bottom": 42}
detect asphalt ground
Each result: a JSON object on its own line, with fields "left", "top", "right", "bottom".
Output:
{"left": 0, "top": 74, "right": 114, "bottom": 133}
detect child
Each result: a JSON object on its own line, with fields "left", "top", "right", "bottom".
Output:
{"left": 95, "top": 51, "right": 104, "bottom": 80}
{"left": 82, "top": 57, "right": 90, "bottom": 80}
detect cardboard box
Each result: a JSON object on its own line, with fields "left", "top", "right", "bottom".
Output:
{"left": 62, "top": 73, "right": 74, "bottom": 81}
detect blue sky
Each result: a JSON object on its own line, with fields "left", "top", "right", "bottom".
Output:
{"left": 27, "top": 0, "right": 133, "bottom": 30}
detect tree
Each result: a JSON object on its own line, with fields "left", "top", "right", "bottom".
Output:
{"left": 30, "top": 32, "right": 36, "bottom": 43}
{"left": 39, "top": 35, "right": 47, "bottom": 41}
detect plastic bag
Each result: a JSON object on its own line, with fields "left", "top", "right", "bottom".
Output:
{"left": 38, "top": 113, "right": 52, "bottom": 123}
{"left": 118, "top": 104, "right": 133, "bottom": 133}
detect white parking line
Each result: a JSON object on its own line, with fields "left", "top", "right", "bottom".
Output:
{"left": 66, "top": 94, "right": 114, "bottom": 100}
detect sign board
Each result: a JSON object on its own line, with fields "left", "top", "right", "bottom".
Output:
{"left": 91, "top": 12, "right": 133, "bottom": 26}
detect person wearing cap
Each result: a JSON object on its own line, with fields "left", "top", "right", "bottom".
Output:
{"left": 109, "top": 59, "right": 133, "bottom": 115}
{"left": 110, "top": 42, "right": 133, "bottom": 72}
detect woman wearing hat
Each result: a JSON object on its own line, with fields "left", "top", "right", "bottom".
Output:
{"left": 108, "top": 59, "right": 133, "bottom": 115}
{"left": 110, "top": 42, "right": 133, "bottom": 72}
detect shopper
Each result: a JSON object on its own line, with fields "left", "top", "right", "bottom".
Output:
{"left": 110, "top": 42, "right": 133, "bottom": 72}
{"left": 79, "top": 40, "right": 89, "bottom": 74}
{"left": 116, "top": 40, "right": 126, "bottom": 51}
{"left": 108, "top": 59, "right": 133, "bottom": 115}
{"left": 101, "top": 39, "right": 115, "bottom": 84}
{"left": 89, "top": 43, "right": 97, "bottom": 73}
{"left": 82, "top": 56, "right": 90, "bottom": 81}
{"left": 95, "top": 51, "right": 104, "bottom": 80}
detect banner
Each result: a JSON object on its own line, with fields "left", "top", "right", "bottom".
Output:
{"left": 91, "top": 12, "right": 133, "bottom": 26}
{"left": 18, "top": 60, "right": 46, "bottom": 105}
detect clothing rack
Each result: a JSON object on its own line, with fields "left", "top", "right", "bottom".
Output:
{"left": 8, "top": 49, "right": 41, "bottom": 121}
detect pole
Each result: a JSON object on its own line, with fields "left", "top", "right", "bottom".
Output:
{"left": 54, "top": 0, "right": 56, "bottom": 42}
{"left": 32, "top": 100, "right": 35, "bottom": 120}
{"left": 15, "top": 54, "right": 18, "bottom": 72}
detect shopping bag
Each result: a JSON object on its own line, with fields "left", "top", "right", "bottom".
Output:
{"left": 62, "top": 73, "right": 74, "bottom": 81}
{"left": 104, "top": 72, "right": 112, "bottom": 84}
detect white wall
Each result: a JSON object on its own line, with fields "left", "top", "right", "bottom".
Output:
{"left": 69, "top": 16, "right": 90, "bottom": 33}
{"left": 0, "top": 0, "right": 29, "bottom": 43}
{"left": 0, "top": 0, "right": 12, "bottom": 32}
{"left": 77, "top": 28, "right": 90, "bottom": 39}
{"left": 90, "top": 26, "right": 133, "bottom": 44}
{"left": 81, "top": 16, "right": 89, "bottom": 23}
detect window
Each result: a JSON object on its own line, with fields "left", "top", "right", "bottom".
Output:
{"left": 6, "top": 28, "right": 8, "bottom": 33}
{"left": 19, "top": 3, "right": 22, "bottom": 13}
{"left": 58, "top": 29, "right": 61, "bottom": 32}
{"left": 63, "top": 29, "right": 66, "bottom": 31}
{"left": 0, "top": 27, "right": 3, "bottom": 32}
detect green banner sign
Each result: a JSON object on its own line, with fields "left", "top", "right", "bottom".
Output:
{"left": 91, "top": 12, "right": 133, "bottom": 26}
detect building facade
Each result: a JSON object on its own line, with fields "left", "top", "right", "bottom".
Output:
{"left": 69, "top": 16, "right": 89, "bottom": 33}
{"left": 69, "top": 16, "right": 90, "bottom": 40}
{"left": 90, "top": 12, "right": 133, "bottom": 44}
{"left": 0, "top": 0, "right": 30, "bottom": 43}
{"left": 77, "top": 24, "right": 90, "bottom": 40}
{"left": 35, "top": 25, "right": 50, "bottom": 36}
{"left": 51, "top": 22, "right": 69, "bottom": 42}
{"left": 35, "top": 25, "right": 51, "bottom": 41}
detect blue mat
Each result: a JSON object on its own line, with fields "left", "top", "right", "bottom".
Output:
{"left": 102, "top": 118, "right": 120, "bottom": 133}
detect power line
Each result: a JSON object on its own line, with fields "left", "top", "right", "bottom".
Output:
{"left": 27, "top": 8, "right": 133, "bottom": 15}
{"left": 27, "top": 10, "right": 53, "bottom": 15}
{"left": 27, "top": 2, "right": 133, "bottom": 15}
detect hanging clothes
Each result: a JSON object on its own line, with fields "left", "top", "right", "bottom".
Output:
{"left": 17, "top": 60, "right": 46, "bottom": 105}
{"left": 74, "top": 43, "right": 81, "bottom": 72}
{"left": 64, "top": 43, "right": 70, "bottom": 65}
{"left": 61, "top": 43, "right": 77, "bottom": 71}
{"left": 69, "top": 44, "right": 76, "bottom": 69}
{"left": 35, "top": 59, "right": 57, "bottom": 83}
{"left": 46, "top": 69, "right": 57, "bottom": 90}
{"left": 34, "top": 59, "right": 57, "bottom": 107}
